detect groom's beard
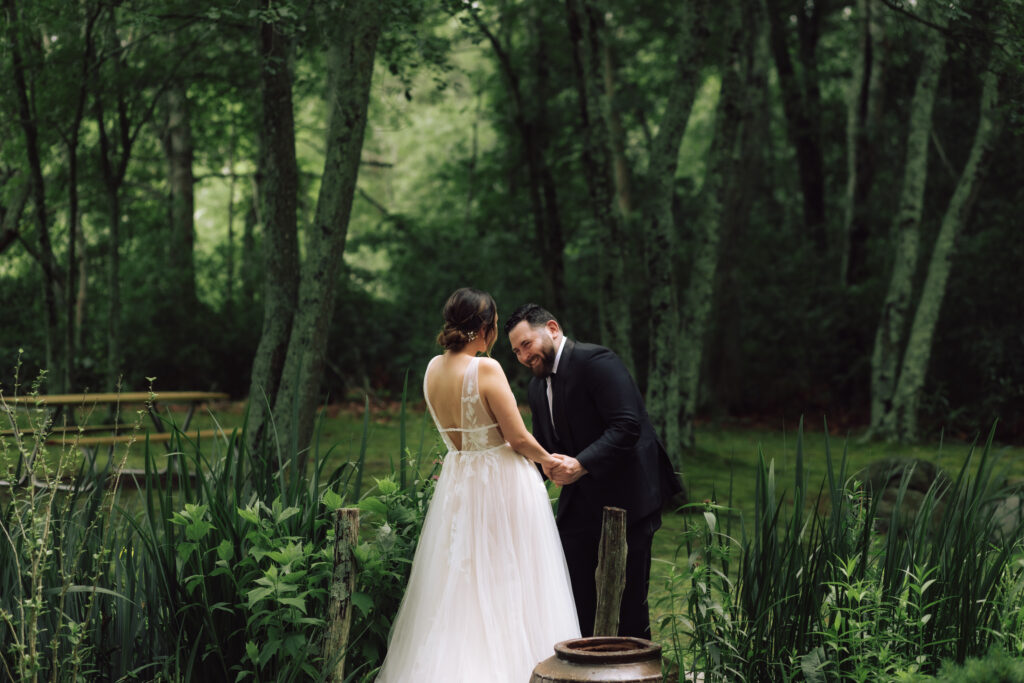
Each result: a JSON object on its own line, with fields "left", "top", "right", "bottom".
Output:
{"left": 530, "top": 339, "right": 557, "bottom": 378}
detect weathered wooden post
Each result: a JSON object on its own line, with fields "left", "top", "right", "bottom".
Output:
{"left": 324, "top": 507, "right": 359, "bottom": 681}
{"left": 593, "top": 506, "right": 628, "bottom": 637}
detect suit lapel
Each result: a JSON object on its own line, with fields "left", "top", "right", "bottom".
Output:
{"left": 529, "top": 377, "right": 555, "bottom": 449}
{"left": 551, "top": 339, "right": 574, "bottom": 451}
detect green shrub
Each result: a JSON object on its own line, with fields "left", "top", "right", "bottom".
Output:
{"left": 1, "top": 380, "right": 441, "bottom": 682}
{"left": 659, "top": 420, "right": 1024, "bottom": 682}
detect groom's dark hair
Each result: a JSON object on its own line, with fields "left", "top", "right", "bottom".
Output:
{"left": 504, "top": 303, "right": 558, "bottom": 335}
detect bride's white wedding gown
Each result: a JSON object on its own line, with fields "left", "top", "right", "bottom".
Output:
{"left": 376, "top": 356, "right": 580, "bottom": 682}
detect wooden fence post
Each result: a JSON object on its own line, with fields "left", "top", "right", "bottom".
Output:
{"left": 593, "top": 505, "right": 628, "bottom": 637}
{"left": 324, "top": 507, "right": 359, "bottom": 681}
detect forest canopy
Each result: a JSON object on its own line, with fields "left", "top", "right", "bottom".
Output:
{"left": 1, "top": 0, "right": 1022, "bottom": 457}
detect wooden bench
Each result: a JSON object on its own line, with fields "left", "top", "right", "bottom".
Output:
{"left": 1, "top": 391, "right": 229, "bottom": 489}
{"left": 43, "top": 428, "right": 222, "bottom": 446}
{"left": 1, "top": 423, "right": 122, "bottom": 437}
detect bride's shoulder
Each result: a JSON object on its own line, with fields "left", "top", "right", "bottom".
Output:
{"left": 476, "top": 357, "right": 508, "bottom": 382}
{"left": 477, "top": 356, "right": 504, "bottom": 372}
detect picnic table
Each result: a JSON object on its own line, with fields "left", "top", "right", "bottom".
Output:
{"left": 0, "top": 391, "right": 229, "bottom": 490}
{"left": 1, "top": 390, "right": 228, "bottom": 442}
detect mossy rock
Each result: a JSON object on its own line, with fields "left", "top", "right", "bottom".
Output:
{"left": 856, "top": 457, "right": 951, "bottom": 535}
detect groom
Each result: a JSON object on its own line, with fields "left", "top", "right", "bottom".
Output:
{"left": 505, "top": 303, "right": 683, "bottom": 640}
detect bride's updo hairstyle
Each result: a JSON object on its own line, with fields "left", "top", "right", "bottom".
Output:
{"left": 437, "top": 287, "right": 498, "bottom": 353}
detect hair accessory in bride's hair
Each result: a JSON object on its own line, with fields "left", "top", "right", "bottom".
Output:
{"left": 466, "top": 331, "right": 477, "bottom": 342}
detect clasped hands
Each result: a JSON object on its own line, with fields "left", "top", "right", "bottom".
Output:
{"left": 542, "top": 453, "right": 587, "bottom": 486}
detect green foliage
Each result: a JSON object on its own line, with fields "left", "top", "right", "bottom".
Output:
{"left": 0, "top": 378, "right": 442, "bottom": 682}
{"left": 657, "top": 420, "right": 1024, "bottom": 682}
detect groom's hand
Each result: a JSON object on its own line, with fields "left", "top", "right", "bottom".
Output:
{"left": 549, "top": 454, "right": 587, "bottom": 486}
{"left": 541, "top": 452, "right": 566, "bottom": 480}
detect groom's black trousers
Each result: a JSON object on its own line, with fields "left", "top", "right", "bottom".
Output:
{"left": 558, "top": 511, "right": 660, "bottom": 640}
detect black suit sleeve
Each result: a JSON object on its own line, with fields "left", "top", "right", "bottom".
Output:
{"left": 573, "top": 348, "right": 642, "bottom": 479}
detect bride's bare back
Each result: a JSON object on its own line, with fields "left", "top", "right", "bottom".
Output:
{"left": 424, "top": 354, "right": 483, "bottom": 451}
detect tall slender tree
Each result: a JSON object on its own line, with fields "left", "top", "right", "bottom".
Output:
{"left": 250, "top": 0, "right": 384, "bottom": 460}
{"left": 882, "top": 59, "right": 1003, "bottom": 441}
{"left": 841, "top": 0, "right": 887, "bottom": 286}
{"left": 565, "top": 0, "right": 633, "bottom": 372}
{"left": 764, "top": 0, "right": 829, "bottom": 252}
{"left": 643, "top": 0, "right": 710, "bottom": 468}
{"left": 246, "top": 1, "right": 301, "bottom": 454}
{"left": 677, "top": 2, "right": 744, "bottom": 451}
{"left": 867, "top": 7, "right": 947, "bottom": 439}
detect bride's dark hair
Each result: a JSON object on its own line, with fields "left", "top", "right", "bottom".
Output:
{"left": 437, "top": 288, "right": 498, "bottom": 352}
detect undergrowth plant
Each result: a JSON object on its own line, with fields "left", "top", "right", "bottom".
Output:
{"left": 659, "top": 419, "right": 1024, "bottom": 682}
{"left": 1, "top": 371, "right": 442, "bottom": 683}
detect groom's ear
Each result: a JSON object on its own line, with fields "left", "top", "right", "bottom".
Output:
{"left": 545, "top": 320, "right": 560, "bottom": 337}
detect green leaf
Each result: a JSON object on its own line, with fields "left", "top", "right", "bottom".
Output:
{"left": 279, "top": 596, "right": 307, "bottom": 613}
{"left": 352, "top": 591, "right": 374, "bottom": 617}
{"left": 247, "top": 586, "right": 274, "bottom": 605}
{"left": 238, "top": 505, "right": 261, "bottom": 525}
{"left": 358, "top": 497, "right": 387, "bottom": 517}
{"left": 217, "top": 539, "right": 234, "bottom": 562}
{"left": 375, "top": 476, "right": 399, "bottom": 496}
{"left": 276, "top": 505, "right": 301, "bottom": 524}
{"left": 176, "top": 542, "right": 198, "bottom": 563}
{"left": 322, "top": 488, "right": 345, "bottom": 510}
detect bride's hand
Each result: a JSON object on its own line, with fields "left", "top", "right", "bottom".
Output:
{"left": 548, "top": 454, "right": 587, "bottom": 486}
{"left": 541, "top": 453, "right": 564, "bottom": 479}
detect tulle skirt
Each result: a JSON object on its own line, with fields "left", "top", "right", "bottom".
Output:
{"left": 376, "top": 445, "right": 580, "bottom": 682}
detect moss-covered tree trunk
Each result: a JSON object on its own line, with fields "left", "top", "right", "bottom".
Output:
{"left": 678, "top": 3, "right": 743, "bottom": 451}
{"left": 271, "top": 0, "right": 382, "bottom": 461}
{"left": 867, "top": 14, "right": 947, "bottom": 440}
{"left": 566, "top": 0, "right": 633, "bottom": 373}
{"left": 644, "top": 0, "right": 707, "bottom": 470}
{"left": 887, "top": 68, "right": 1002, "bottom": 441}
{"left": 246, "top": 7, "right": 300, "bottom": 455}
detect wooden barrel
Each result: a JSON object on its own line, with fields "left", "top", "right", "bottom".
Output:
{"left": 531, "top": 637, "right": 662, "bottom": 682}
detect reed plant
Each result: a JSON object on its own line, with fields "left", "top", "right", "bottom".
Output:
{"left": 659, "top": 419, "right": 1024, "bottom": 682}
{"left": 1, "top": 376, "right": 442, "bottom": 683}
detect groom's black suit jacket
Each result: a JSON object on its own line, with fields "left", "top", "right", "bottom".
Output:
{"left": 527, "top": 339, "right": 681, "bottom": 531}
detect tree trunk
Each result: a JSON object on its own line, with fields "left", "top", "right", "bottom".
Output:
{"left": 93, "top": 8, "right": 137, "bottom": 393}
{"left": 867, "top": 14, "right": 947, "bottom": 440}
{"left": 678, "top": 3, "right": 743, "bottom": 451}
{"left": 528, "top": 9, "right": 567, "bottom": 314}
{"left": 271, "top": 0, "right": 382, "bottom": 461}
{"left": 246, "top": 8, "right": 301, "bottom": 455}
{"left": 887, "top": 68, "right": 1001, "bottom": 441}
{"left": 0, "top": 178, "right": 30, "bottom": 256}
{"left": 162, "top": 81, "right": 198, "bottom": 307}
{"left": 841, "top": 0, "right": 887, "bottom": 286}
{"left": 472, "top": 7, "right": 566, "bottom": 314}
{"left": 709, "top": 0, "right": 771, "bottom": 417}
{"left": 566, "top": 0, "right": 633, "bottom": 372}
{"left": 225, "top": 123, "right": 238, "bottom": 309}
{"left": 764, "top": 0, "right": 828, "bottom": 251}
{"left": 6, "top": 0, "right": 63, "bottom": 383}
{"left": 644, "top": 0, "right": 708, "bottom": 470}
{"left": 240, "top": 193, "right": 259, "bottom": 305}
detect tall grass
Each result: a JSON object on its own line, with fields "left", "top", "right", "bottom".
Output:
{"left": 0, "top": 384, "right": 441, "bottom": 682}
{"left": 659, "top": 419, "right": 1024, "bottom": 682}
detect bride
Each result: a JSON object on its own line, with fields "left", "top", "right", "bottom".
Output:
{"left": 375, "top": 288, "right": 580, "bottom": 682}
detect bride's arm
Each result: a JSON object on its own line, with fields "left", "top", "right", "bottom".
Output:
{"left": 478, "top": 358, "right": 558, "bottom": 468}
